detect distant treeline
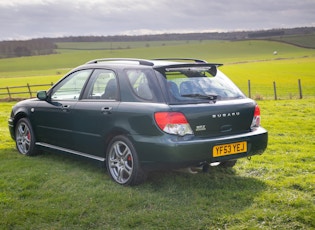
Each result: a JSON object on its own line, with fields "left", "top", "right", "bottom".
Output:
{"left": 0, "top": 27, "right": 314, "bottom": 59}
{"left": 49, "top": 27, "right": 315, "bottom": 43}
{"left": 0, "top": 39, "right": 57, "bottom": 58}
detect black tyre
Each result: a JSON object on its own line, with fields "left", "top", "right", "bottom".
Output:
{"left": 15, "top": 118, "right": 37, "bottom": 156}
{"left": 219, "top": 160, "right": 237, "bottom": 168}
{"left": 106, "top": 135, "right": 147, "bottom": 186}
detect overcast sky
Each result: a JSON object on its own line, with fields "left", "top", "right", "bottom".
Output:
{"left": 0, "top": 0, "right": 314, "bottom": 41}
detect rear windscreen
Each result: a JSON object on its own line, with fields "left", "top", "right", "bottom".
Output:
{"left": 157, "top": 67, "right": 245, "bottom": 104}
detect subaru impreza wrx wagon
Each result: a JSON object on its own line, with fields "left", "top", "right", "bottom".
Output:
{"left": 8, "top": 58, "right": 268, "bottom": 185}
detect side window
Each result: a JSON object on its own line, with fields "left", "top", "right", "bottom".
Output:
{"left": 87, "top": 70, "right": 117, "bottom": 100}
{"left": 126, "top": 70, "right": 153, "bottom": 100}
{"left": 51, "top": 69, "right": 92, "bottom": 100}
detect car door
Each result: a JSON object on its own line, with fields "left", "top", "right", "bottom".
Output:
{"left": 70, "top": 69, "right": 120, "bottom": 157}
{"left": 32, "top": 69, "right": 93, "bottom": 150}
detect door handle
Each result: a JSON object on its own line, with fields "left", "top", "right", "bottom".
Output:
{"left": 61, "top": 104, "right": 71, "bottom": 112}
{"left": 101, "top": 107, "right": 112, "bottom": 114}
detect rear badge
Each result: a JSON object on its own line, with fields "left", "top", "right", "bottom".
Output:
{"left": 212, "top": 112, "right": 240, "bottom": 119}
{"left": 196, "top": 125, "right": 206, "bottom": 131}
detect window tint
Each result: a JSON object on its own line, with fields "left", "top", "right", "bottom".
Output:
{"left": 51, "top": 69, "right": 92, "bottom": 100}
{"left": 162, "top": 68, "right": 245, "bottom": 103}
{"left": 86, "top": 70, "right": 117, "bottom": 100}
{"left": 126, "top": 69, "right": 154, "bottom": 100}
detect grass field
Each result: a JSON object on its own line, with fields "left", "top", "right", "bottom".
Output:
{"left": 221, "top": 57, "right": 315, "bottom": 99}
{"left": 270, "top": 33, "right": 315, "bottom": 48}
{"left": 1, "top": 99, "right": 314, "bottom": 229}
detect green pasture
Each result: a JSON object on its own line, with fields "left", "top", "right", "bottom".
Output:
{"left": 221, "top": 57, "right": 315, "bottom": 99}
{"left": 0, "top": 99, "right": 314, "bottom": 229}
{"left": 56, "top": 40, "right": 201, "bottom": 50}
{"left": 271, "top": 33, "right": 315, "bottom": 48}
{"left": 1, "top": 39, "right": 314, "bottom": 74}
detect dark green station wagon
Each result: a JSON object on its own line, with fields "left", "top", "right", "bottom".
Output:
{"left": 8, "top": 58, "right": 268, "bottom": 185}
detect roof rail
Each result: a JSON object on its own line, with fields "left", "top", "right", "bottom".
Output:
{"left": 152, "top": 58, "right": 207, "bottom": 64}
{"left": 85, "top": 58, "right": 154, "bottom": 66}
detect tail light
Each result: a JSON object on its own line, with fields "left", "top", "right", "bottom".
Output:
{"left": 251, "top": 104, "right": 261, "bottom": 130}
{"left": 154, "top": 112, "right": 193, "bottom": 136}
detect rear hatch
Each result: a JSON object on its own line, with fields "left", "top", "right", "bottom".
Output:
{"left": 169, "top": 99, "right": 256, "bottom": 137}
{"left": 152, "top": 60, "right": 257, "bottom": 137}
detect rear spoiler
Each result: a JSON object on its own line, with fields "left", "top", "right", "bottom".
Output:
{"left": 154, "top": 63, "right": 223, "bottom": 76}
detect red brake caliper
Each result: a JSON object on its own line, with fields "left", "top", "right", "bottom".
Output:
{"left": 127, "top": 155, "right": 132, "bottom": 166}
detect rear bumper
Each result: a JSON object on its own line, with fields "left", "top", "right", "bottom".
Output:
{"left": 132, "top": 127, "right": 268, "bottom": 170}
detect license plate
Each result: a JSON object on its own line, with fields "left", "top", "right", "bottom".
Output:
{"left": 213, "top": 141, "right": 247, "bottom": 157}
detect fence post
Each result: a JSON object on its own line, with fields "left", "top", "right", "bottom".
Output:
{"left": 273, "top": 81, "right": 277, "bottom": 100}
{"left": 248, "top": 80, "right": 251, "bottom": 98}
{"left": 298, "top": 79, "right": 303, "bottom": 99}
{"left": 27, "top": 83, "right": 32, "bottom": 98}
{"left": 6, "top": 86, "right": 11, "bottom": 99}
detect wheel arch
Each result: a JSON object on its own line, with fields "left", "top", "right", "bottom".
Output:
{"left": 104, "top": 128, "right": 131, "bottom": 156}
{"left": 12, "top": 112, "right": 29, "bottom": 139}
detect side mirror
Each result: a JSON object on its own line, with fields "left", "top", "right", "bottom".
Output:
{"left": 37, "top": 91, "right": 48, "bottom": 100}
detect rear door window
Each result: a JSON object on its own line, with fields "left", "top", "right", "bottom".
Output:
{"left": 126, "top": 69, "right": 160, "bottom": 101}
{"left": 85, "top": 69, "right": 118, "bottom": 100}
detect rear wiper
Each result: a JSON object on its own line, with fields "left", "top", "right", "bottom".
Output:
{"left": 181, "top": 93, "right": 218, "bottom": 101}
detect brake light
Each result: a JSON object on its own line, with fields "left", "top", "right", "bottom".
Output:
{"left": 154, "top": 112, "right": 193, "bottom": 136}
{"left": 251, "top": 105, "right": 261, "bottom": 130}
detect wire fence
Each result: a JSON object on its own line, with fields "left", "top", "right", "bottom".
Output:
{"left": 0, "top": 79, "right": 314, "bottom": 101}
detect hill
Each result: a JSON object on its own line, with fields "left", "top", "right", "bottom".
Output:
{"left": 50, "top": 27, "right": 315, "bottom": 45}
{"left": 0, "top": 27, "right": 314, "bottom": 59}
